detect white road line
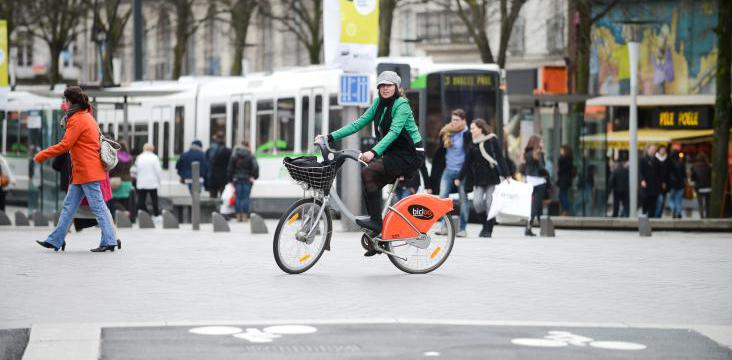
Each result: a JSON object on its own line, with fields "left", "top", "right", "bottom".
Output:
{"left": 22, "top": 323, "right": 100, "bottom": 360}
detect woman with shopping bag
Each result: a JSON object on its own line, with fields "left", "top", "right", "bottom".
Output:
{"left": 456, "top": 119, "right": 510, "bottom": 237}
{"left": 521, "top": 135, "right": 548, "bottom": 236}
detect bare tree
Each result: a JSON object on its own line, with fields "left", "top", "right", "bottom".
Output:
{"left": 0, "top": 0, "right": 24, "bottom": 40}
{"left": 434, "top": 0, "right": 527, "bottom": 68}
{"left": 263, "top": 0, "right": 323, "bottom": 64}
{"left": 568, "top": 0, "right": 620, "bottom": 112}
{"left": 710, "top": 0, "right": 731, "bottom": 217}
{"left": 218, "top": 0, "right": 259, "bottom": 75}
{"left": 86, "top": 0, "right": 132, "bottom": 85}
{"left": 158, "top": 0, "right": 219, "bottom": 79}
{"left": 21, "top": 0, "right": 87, "bottom": 86}
{"left": 378, "top": 0, "right": 398, "bottom": 57}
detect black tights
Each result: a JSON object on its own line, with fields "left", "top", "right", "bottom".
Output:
{"left": 361, "top": 159, "right": 402, "bottom": 221}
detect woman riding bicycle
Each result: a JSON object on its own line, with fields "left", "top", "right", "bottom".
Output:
{"left": 318, "top": 71, "right": 424, "bottom": 238}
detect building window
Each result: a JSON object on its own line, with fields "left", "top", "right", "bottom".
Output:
{"left": 16, "top": 33, "right": 33, "bottom": 67}
{"left": 508, "top": 16, "right": 525, "bottom": 56}
{"left": 416, "top": 10, "right": 471, "bottom": 44}
{"left": 204, "top": 4, "right": 220, "bottom": 75}
{"left": 546, "top": 17, "right": 565, "bottom": 55}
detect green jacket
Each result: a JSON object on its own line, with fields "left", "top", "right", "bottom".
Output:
{"left": 330, "top": 97, "right": 422, "bottom": 156}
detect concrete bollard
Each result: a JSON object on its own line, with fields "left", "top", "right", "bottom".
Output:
{"left": 14, "top": 211, "right": 29, "bottom": 226}
{"left": 0, "top": 210, "right": 11, "bottom": 225}
{"left": 212, "top": 212, "right": 230, "bottom": 232}
{"left": 540, "top": 217, "right": 555, "bottom": 237}
{"left": 137, "top": 210, "right": 155, "bottom": 229}
{"left": 250, "top": 213, "right": 268, "bottom": 234}
{"left": 639, "top": 216, "right": 652, "bottom": 237}
{"left": 116, "top": 210, "right": 133, "bottom": 228}
{"left": 162, "top": 209, "right": 179, "bottom": 229}
{"left": 31, "top": 212, "right": 49, "bottom": 227}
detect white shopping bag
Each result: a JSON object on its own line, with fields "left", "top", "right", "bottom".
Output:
{"left": 219, "top": 183, "right": 236, "bottom": 215}
{"left": 487, "top": 179, "right": 533, "bottom": 220}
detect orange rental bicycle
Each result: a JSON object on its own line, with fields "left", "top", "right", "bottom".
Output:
{"left": 273, "top": 139, "right": 455, "bottom": 274}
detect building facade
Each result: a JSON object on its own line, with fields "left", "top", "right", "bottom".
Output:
{"left": 9, "top": 0, "right": 567, "bottom": 86}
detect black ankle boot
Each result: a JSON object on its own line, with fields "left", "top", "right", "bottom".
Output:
{"left": 358, "top": 190, "right": 383, "bottom": 234}
{"left": 477, "top": 213, "right": 490, "bottom": 238}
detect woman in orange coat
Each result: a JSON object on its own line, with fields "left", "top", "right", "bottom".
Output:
{"left": 34, "top": 86, "right": 121, "bottom": 252}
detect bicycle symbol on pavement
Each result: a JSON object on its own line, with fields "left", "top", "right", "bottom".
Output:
{"left": 511, "top": 331, "right": 647, "bottom": 350}
{"left": 189, "top": 325, "right": 318, "bottom": 343}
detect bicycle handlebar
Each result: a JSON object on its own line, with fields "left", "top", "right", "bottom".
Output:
{"left": 315, "top": 137, "right": 368, "bottom": 167}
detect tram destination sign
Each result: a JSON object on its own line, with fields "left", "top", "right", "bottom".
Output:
{"left": 339, "top": 73, "right": 370, "bottom": 107}
{"left": 653, "top": 106, "right": 712, "bottom": 129}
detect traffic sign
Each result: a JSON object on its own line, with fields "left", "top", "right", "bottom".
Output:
{"left": 339, "top": 73, "right": 370, "bottom": 106}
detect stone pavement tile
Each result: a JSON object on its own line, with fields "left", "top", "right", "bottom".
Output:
{"left": 1, "top": 223, "right": 731, "bottom": 332}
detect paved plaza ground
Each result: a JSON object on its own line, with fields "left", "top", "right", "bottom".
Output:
{"left": 0, "top": 221, "right": 730, "bottom": 359}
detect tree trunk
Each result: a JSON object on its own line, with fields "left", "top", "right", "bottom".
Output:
{"left": 231, "top": 44, "right": 245, "bottom": 76}
{"left": 378, "top": 0, "right": 397, "bottom": 57}
{"left": 710, "top": 0, "right": 732, "bottom": 218}
{"left": 476, "top": 29, "right": 494, "bottom": 64}
{"left": 102, "top": 46, "right": 115, "bottom": 85}
{"left": 307, "top": 44, "right": 320, "bottom": 64}
{"left": 48, "top": 43, "right": 63, "bottom": 87}
{"left": 172, "top": 2, "right": 192, "bottom": 79}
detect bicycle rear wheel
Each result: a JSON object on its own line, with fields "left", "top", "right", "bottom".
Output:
{"left": 386, "top": 214, "right": 455, "bottom": 274}
{"left": 273, "top": 198, "right": 331, "bottom": 274}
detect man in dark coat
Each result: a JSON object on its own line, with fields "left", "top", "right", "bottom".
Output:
{"left": 640, "top": 144, "right": 662, "bottom": 217}
{"left": 205, "top": 132, "right": 232, "bottom": 198}
{"left": 429, "top": 109, "right": 473, "bottom": 237}
{"left": 176, "top": 139, "right": 208, "bottom": 194}
{"left": 609, "top": 158, "right": 630, "bottom": 217}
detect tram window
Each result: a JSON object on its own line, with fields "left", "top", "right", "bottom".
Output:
{"left": 107, "top": 123, "right": 114, "bottom": 138}
{"left": 328, "top": 95, "right": 342, "bottom": 144}
{"left": 300, "top": 96, "right": 310, "bottom": 152}
{"left": 132, "top": 124, "right": 148, "bottom": 156}
{"left": 256, "top": 100, "right": 274, "bottom": 153}
{"left": 174, "top": 106, "right": 184, "bottom": 155}
{"left": 314, "top": 95, "right": 323, "bottom": 139}
{"left": 209, "top": 103, "right": 227, "bottom": 142}
{"left": 163, "top": 122, "right": 170, "bottom": 169}
{"left": 277, "top": 98, "right": 295, "bottom": 152}
{"left": 242, "top": 101, "right": 251, "bottom": 148}
{"left": 118, "top": 123, "right": 132, "bottom": 145}
{"left": 231, "top": 101, "right": 239, "bottom": 146}
{"left": 153, "top": 122, "right": 160, "bottom": 154}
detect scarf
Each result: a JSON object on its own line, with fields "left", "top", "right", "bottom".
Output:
{"left": 655, "top": 152, "right": 667, "bottom": 162}
{"left": 472, "top": 133, "right": 498, "bottom": 168}
{"left": 439, "top": 124, "right": 464, "bottom": 148}
{"left": 373, "top": 94, "right": 398, "bottom": 138}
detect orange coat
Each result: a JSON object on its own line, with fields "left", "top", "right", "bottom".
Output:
{"left": 34, "top": 110, "right": 106, "bottom": 184}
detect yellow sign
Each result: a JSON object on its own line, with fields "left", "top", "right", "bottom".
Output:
{"left": 443, "top": 74, "right": 494, "bottom": 88}
{"left": 0, "top": 20, "right": 7, "bottom": 87}
{"left": 339, "top": 0, "right": 378, "bottom": 45}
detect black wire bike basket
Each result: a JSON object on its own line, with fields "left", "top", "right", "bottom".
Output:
{"left": 283, "top": 156, "right": 339, "bottom": 195}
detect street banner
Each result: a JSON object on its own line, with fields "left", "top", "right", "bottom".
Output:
{"left": 0, "top": 20, "right": 7, "bottom": 87}
{"left": 323, "top": 0, "right": 379, "bottom": 72}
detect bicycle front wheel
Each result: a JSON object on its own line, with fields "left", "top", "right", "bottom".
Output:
{"left": 386, "top": 214, "right": 455, "bottom": 274}
{"left": 273, "top": 198, "right": 331, "bottom": 274}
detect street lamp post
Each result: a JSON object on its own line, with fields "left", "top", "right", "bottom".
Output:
{"left": 620, "top": 21, "right": 652, "bottom": 218}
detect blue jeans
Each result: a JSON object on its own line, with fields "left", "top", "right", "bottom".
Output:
{"left": 46, "top": 181, "right": 117, "bottom": 249}
{"left": 655, "top": 193, "right": 667, "bottom": 218}
{"left": 668, "top": 188, "right": 684, "bottom": 217}
{"left": 558, "top": 188, "right": 572, "bottom": 215}
{"left": 439, "top": 169, "right": 468, "bottom": 231}
{"left": 234, "top": 181, "right": 252, "bottom": 214}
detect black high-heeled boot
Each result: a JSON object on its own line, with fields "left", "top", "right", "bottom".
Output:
{"left": 117, "top": 239, "right": 122, "bottom": 249}
{"left": 90, "top": 244, "right": 116, "bottom": 252}
{"left": 478, "top": 213, "right": 490, "bottom": 237}
{"left": 36, "top": 240, "right": 65, "bottom": 252}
